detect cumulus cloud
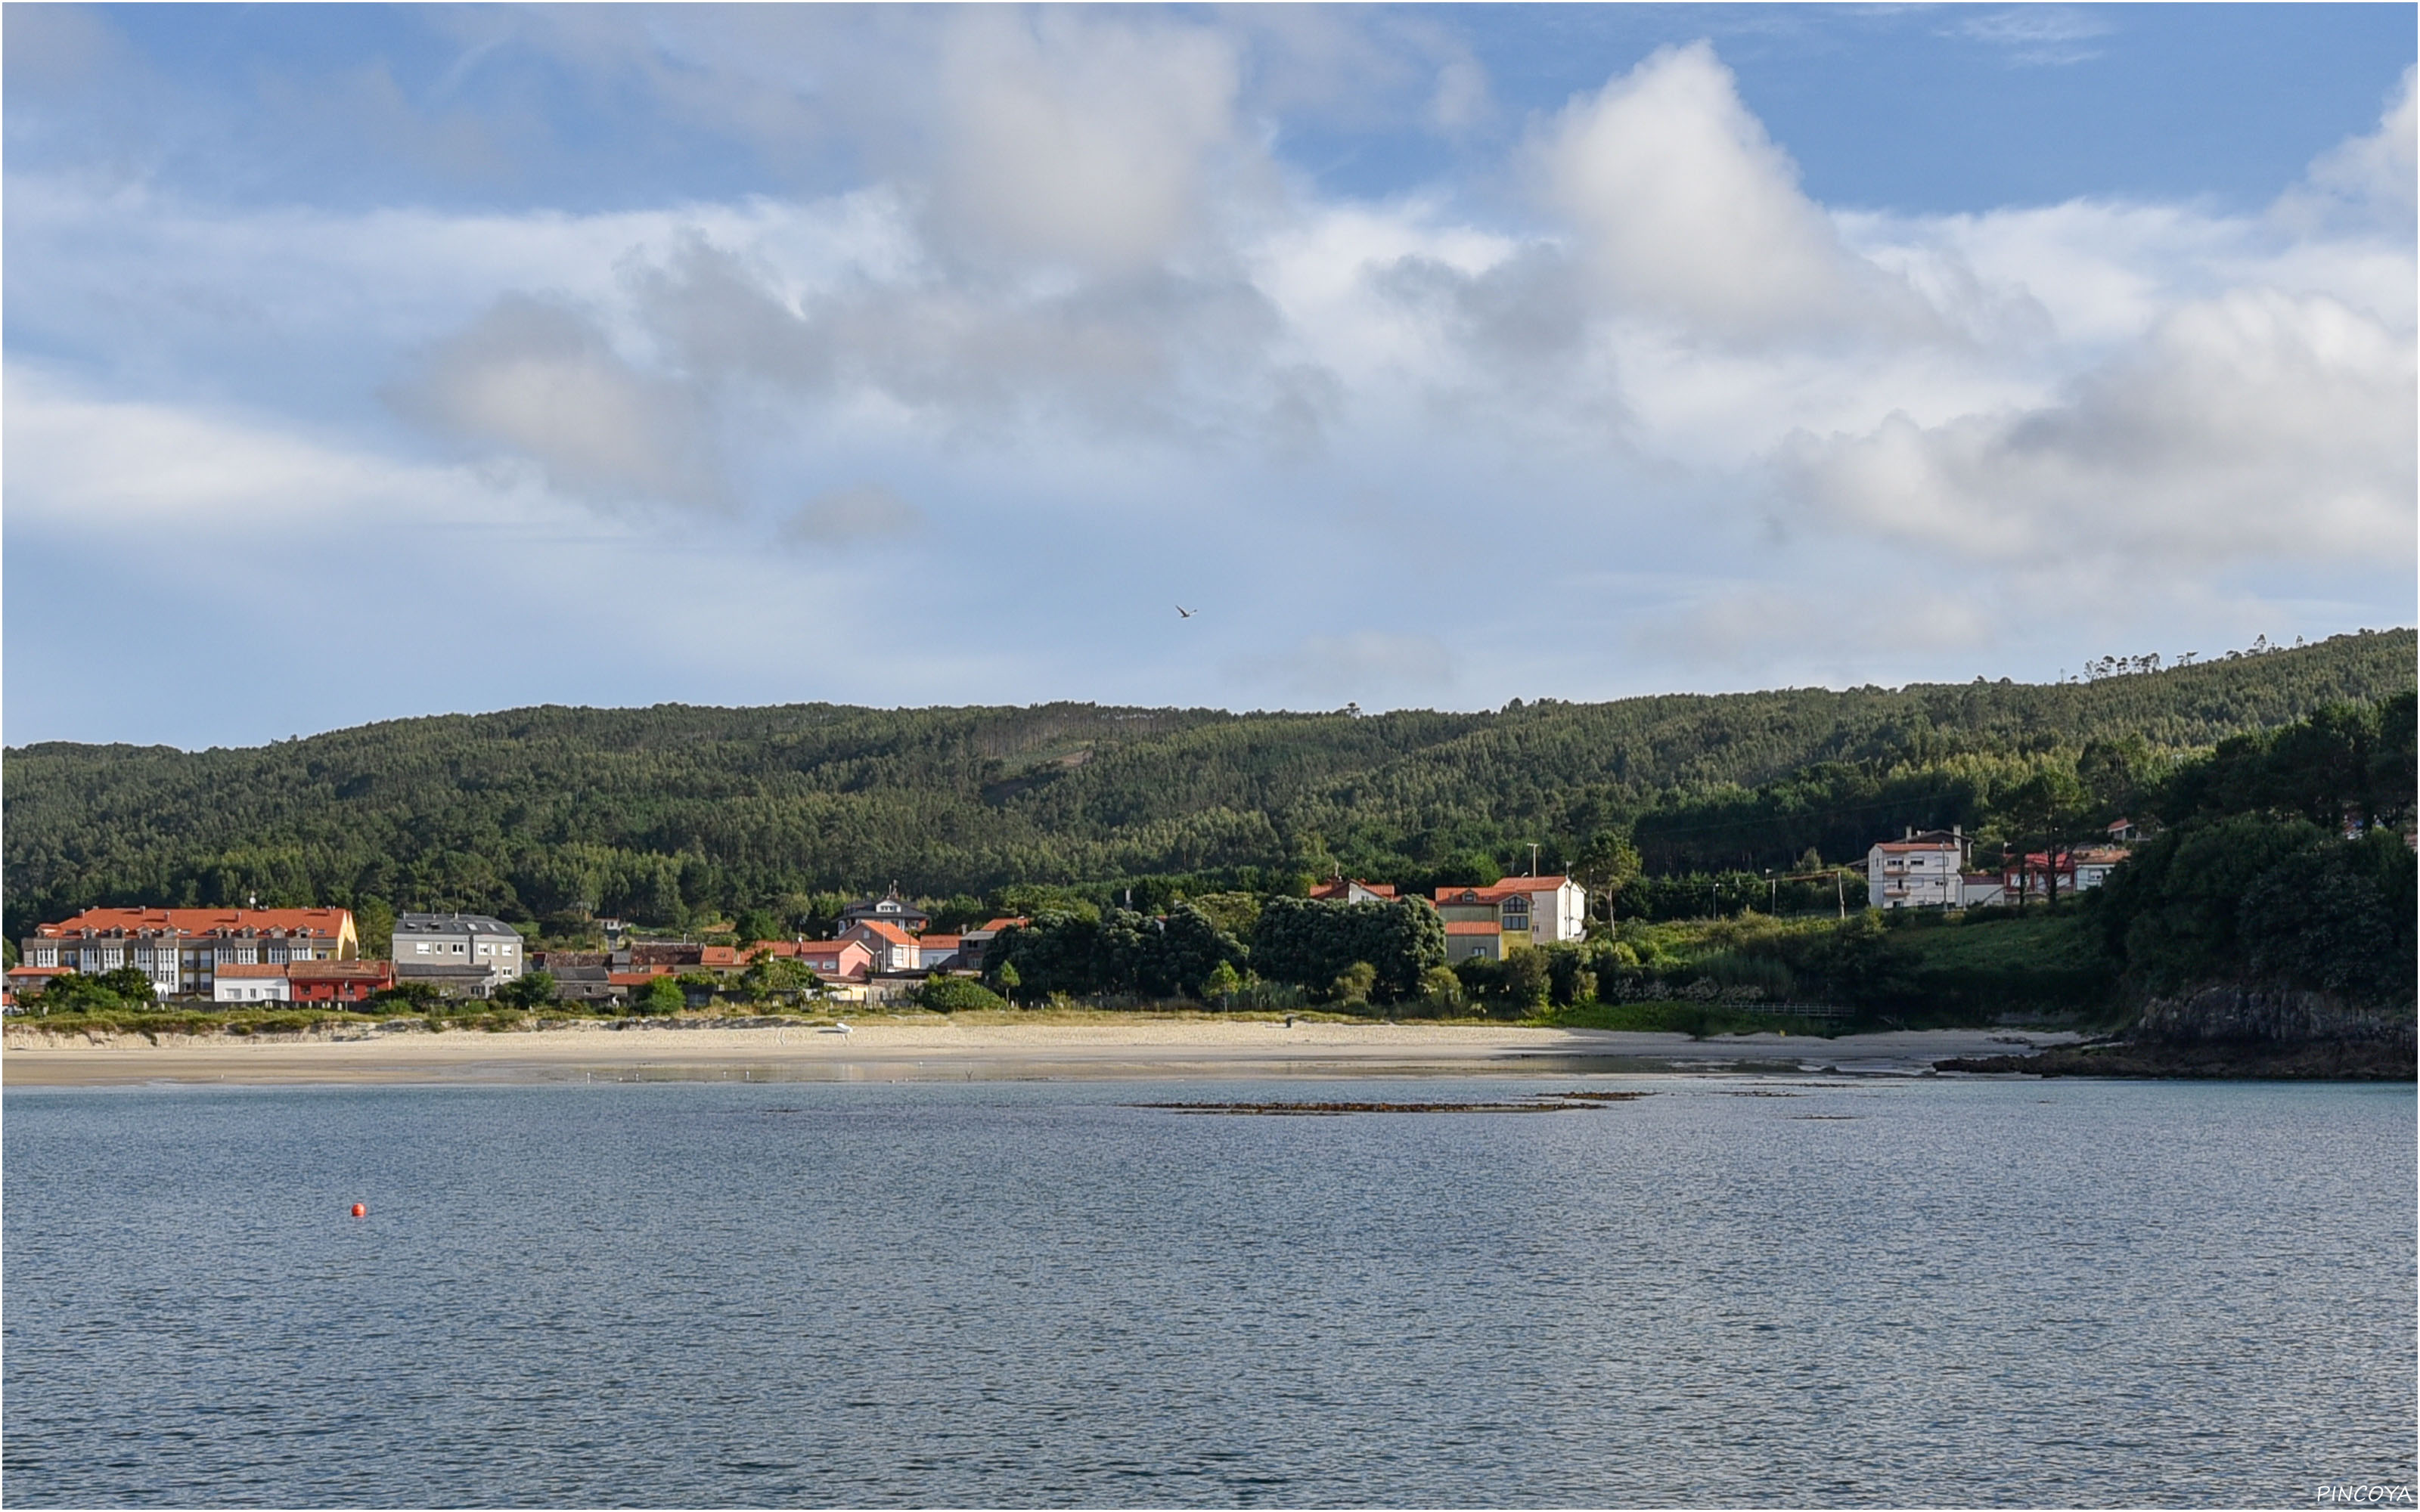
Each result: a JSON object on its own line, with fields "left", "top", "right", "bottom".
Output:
{"left": 389, "top": 294, "right": 725, "bottom": 511}
{"left": 926, "top": 10, "right": 1252, "bottom": 274}
{"left": 1779, "top": 289, "right": 2416, "bottom": 566}
{"left": 631, "top": 234, "right": 1308, "bottom": 449}
{"left": 2276, "top": 66, "right": 2417, "bottom": 237}
{"left": 1531, "top": 43, "right": 1933, "bottom": 344}
{"left": 780, "top": 484, "right": 924, "bottom": 547}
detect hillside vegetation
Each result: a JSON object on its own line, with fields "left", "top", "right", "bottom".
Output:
{"left": 5, "top": 630, "right": 2411, "bottom": 940}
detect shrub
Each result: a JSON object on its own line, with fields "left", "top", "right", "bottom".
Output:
{"left": 630, "top": 976, "right": 684, "bottom": 1015}
{"left": 917, "top": 975, "right": 1007, "bottom": 1014}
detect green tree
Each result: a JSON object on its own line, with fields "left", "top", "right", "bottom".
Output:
{"left": 733, "top": 908, "right": 780, "bottom": 947}
{"left": 1500, "top": 947, "right": 1550, "bottom": 1014}
{"left": 741, "top": 955, "right": 814, "bottom": 1001}
{"left": 632, "top": 975, "right": 684, "bottom": 1015}
{"left": 1329, "top": 961, "right": 1377, "bottom": 1006}
{"left": 495, "top": 971, "right": 558, "bottom": 1010}
{"left": 1998, "top": 769, "right": 2090, "bottom": 908}
{"left": 1202, "top": 959, "right": 1242, "bottom": 1009}
{"left": 1572, "top": 831, "right": 1643, "bottom": 923}
{"left": 994, "top": 960, "right": 1023, "bottom": 1003}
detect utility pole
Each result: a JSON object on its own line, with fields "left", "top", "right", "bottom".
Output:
{"left": 1836, "top": 870, "right": 1846, "bottom": 920}
{"left": 1529, "top": 843, "right": 1540, "bottom": 878}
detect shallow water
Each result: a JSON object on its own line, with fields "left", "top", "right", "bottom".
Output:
{"left": 5, "top": 1075, "right": 2412, "bottom": 1507}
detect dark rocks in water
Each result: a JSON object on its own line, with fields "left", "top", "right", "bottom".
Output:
{"left": 1939, "top": 978, "right": 2416, "bottom": 1080}
{"left": 1134, "top": 1092, "right": 1654, "bottom": 1116}
{"left": 1938, "top": 1040, "right": 2415, "bottom": 1080}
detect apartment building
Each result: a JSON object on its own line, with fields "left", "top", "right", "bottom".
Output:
{"left": 392, "top": 912, "right": 525, "bottom": 996}
{"left": 1866, "top": 829, "right": 1973, "bottom": 909}
{"left": 22, "top": 906, "right": 359, "bottom": 997}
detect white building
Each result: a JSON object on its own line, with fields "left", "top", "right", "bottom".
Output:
{"left": 1430, "top": 875, "right": 1590, "bottom": 956}
{"left": 1867, "top": 829, "right": 1973, "bottom": 909}
{"left": 213, "top": 962, "right": 293, "bottom": 1005}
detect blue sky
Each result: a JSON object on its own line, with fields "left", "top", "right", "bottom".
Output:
{"left": 7, "top": 4, "right": 2414, "bottom": 748}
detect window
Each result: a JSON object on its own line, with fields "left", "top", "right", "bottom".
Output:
{"left": 414, "top": 943, "right": 430, "bottom": 955}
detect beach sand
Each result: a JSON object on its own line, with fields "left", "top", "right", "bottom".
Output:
{"left": 1, "top": 1016, "right": 2080, "bottom": 1087}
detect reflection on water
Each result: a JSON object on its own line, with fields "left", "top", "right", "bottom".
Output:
{"left": 5, "top": 1077, "right": 2412, "bottom": 1507}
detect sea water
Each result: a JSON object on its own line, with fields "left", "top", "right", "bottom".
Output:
{"left": 4, "top": 1075, "right": 2412, "bottom": 1507}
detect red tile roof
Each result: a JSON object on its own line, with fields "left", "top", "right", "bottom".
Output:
{"left": 289, "top": 961, "right": 392, "bottom": 983}
{"left": 1309, "top": 880, "right": 1398, "bottom": 900}
{"left": 1876, "top": 840, "right": 1959, "bottom": 853}
{"left": 848, "top": 920, "right": 917, "bottom": 948}
{"left": 215, "top": 963, "right": 290, "bottom": 979}
{"left": 1444, "top": 921, "right": 1502, "bottom": 936}
{"left": 36, "top": 906, "right": 353, "bottom": 939}
{"left": 1431, "top": 877, "right": 1571, "bottom": 903}
{"left": 919, "top": 934, "right": 962, "bottom": 950}
{"left": 975, "top": 917, "right": 1028, "bottom": 933}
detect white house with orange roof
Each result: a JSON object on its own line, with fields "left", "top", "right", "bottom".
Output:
{"left": 1867, "top": 828, "right": 1972, "bottom": 909}
{"left": 1430, "top": 875, "right": 1588, "bottom": 959}
{"left": 23, "top": 906, "right": 358, "bottom": 998}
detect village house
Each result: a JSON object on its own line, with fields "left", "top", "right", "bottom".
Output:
{"left": 1866, "top": 829, "right": 1972, "bottom": 909}
{"left": 213, "top": 962, "right": 292, "bottom": 1004}
{"left": 22, "top": 906, "right": 360, "bottom": 998}
{"left": 1430, "top": 876, "right": 1589, "bottom": 960}
{"left": 2003, "top": 844, "right": 2132, "bottom": 902}
{"left": 392, "top": 912, "right": 524, "bottom": 997}
{"left": 955, "top": 917, "right": 1028, "bottom": 972}
{"left": 840, "top": 918, "right": 920, "bottom": 972}
{"left": 755, "top": 937, "right": 876, "bottom": 982}
{"left": 838, "top": 890, "right": 929, "bottom": 935}
{"left": 1309, "top": 878, "right": 1398, "bottom": 903}
{"left": 1959, "top": 872, "right": 2009, "bottom": 908}
{"left": 209, "top": 959, "right": 396, "bottom": 1006}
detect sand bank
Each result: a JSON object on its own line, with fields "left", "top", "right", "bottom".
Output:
{"left": 1, "top": 1017, "right": 2079, "bottom": 1087}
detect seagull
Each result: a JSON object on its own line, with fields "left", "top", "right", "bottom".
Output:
{"left": 1176, "top": 604, "right": 1197, "bottom": 618}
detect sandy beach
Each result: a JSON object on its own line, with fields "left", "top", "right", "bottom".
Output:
{"left": 1, "top": 1016, "right": 2079, "bottom": 1086}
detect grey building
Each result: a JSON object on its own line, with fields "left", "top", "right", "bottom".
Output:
{"left": 392, "top": 912, "right": 525, "bottom": 996}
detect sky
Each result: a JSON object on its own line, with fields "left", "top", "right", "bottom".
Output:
{"left": 5, "top": 3, "right": 2414, "bottom": 750}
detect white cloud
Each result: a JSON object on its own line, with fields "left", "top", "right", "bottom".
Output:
{"left": 1956, "top": 9, "right": 2111, "bottom": 68}
{"left": 927, "top": 10, "right": 1255, "bottom": 274}
{"left": 2, "top": 364, "right": 529, "bottom": 529}
{"left": 1530, "top": 42, "right": 1933, "bottom": 344}
{"left": 2276, "top": 65, "right": 2417, "bottom": 237}
{"left": 1779, "top": 289, "right": 2416, "bottom": 567}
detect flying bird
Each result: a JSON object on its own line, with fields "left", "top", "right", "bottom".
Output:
{"left": 1176, "top": 605, "right": 1197, "bottom": 618}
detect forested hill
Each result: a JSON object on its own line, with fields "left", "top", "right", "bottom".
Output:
{"left": 6, "top": 630, "right": 2412, "bottom": 937}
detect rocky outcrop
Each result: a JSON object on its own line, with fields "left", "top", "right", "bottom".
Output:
{"left": 2133, "top": 983, "right": 2415, "bottom": 1049}
{"left": 1938, "top": 980, "right": 2415, "bottom": 1079}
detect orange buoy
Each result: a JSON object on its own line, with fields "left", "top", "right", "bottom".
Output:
{"left": 350, "top": 1203, "right": 368, "bottom": 1218}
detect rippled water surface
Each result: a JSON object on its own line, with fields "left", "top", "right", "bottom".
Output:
{"left": 5, "top": 1076, "right": 2412, "bottom": 1507}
